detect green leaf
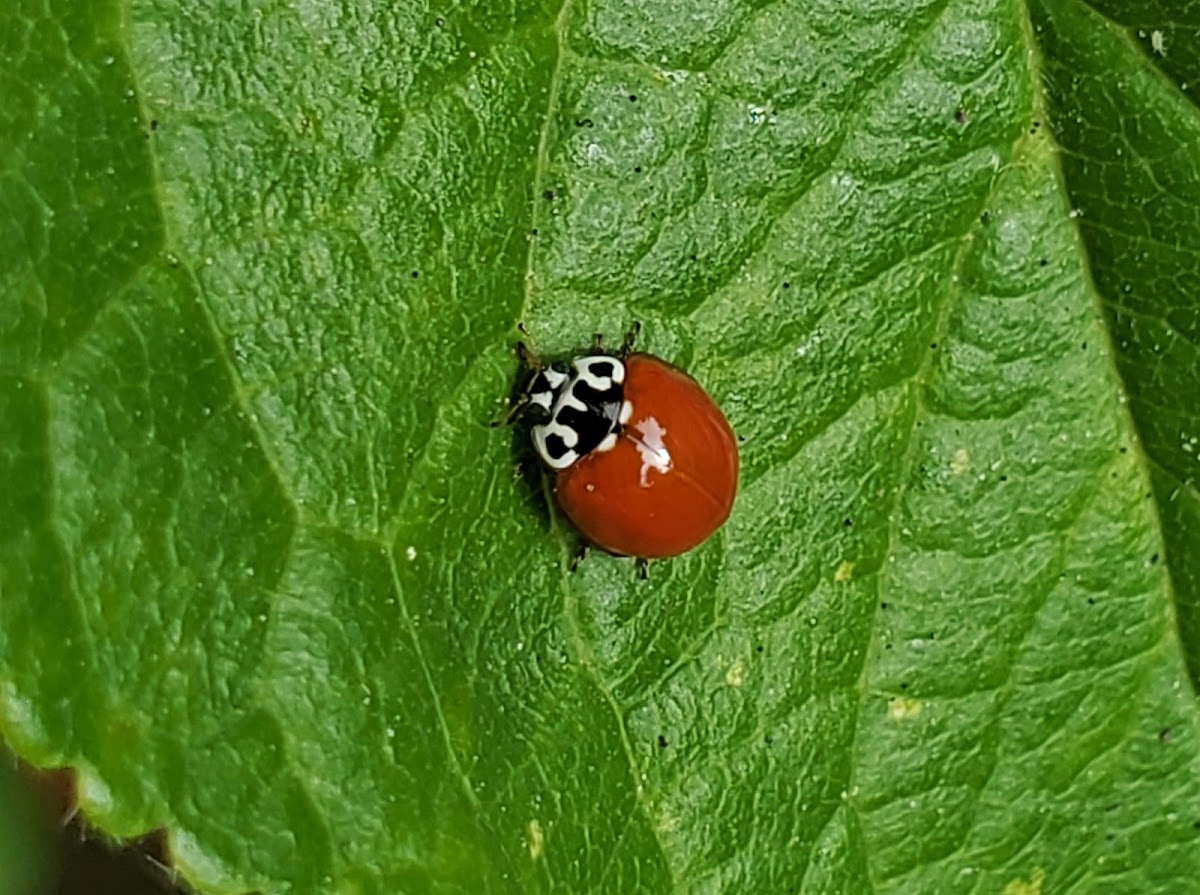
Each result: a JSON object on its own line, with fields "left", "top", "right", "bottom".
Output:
{"left": 3, "top": 0, "right": 1199, "bottom": 892}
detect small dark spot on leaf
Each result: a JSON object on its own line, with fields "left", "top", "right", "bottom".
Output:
{"left": 657, "top": 735, "right": 668, "bottom": 749}
{"left": 1039, "top": 258, "right": 1049, "bottom": 266}
{"left": 756, "top": 645, "right": 764, "bottom": 653}
{"left": 880, "top": 602, "right": 889, "bottom": 609}
{"left": 1106, "top": 833, "right": 1116, "bottom": 841}
{"left": 634, "top": 166, "right": 642, "bottom": 173}
{"left": 764, "top": 735, "right": 773, "bottom": 745}
{"left": 575, "top": 117, "right": 593, "bottom": 128}
{"left": 980, "top": 211, "right": 991, "bottom": 224}
{"left": 435, "top": 16, "right": 444, "bottom": 27}
{"left": 884, "top": 642, "right": 893, "bottom": 650}
{"left": 843, "top": 517, "right": 852, "bottom": 528}
{"left": 899, "top": 682, "right": 909, "bottom": 690}
{"left": 737, "top": 434, "right": 746, "bottom": 443}
{"left": 1159, "top": 727, "right": 1173, "bottom": 743}
{"left": 954, "top": 108, "right": 967, "bottom": 123}
{"left": 999, "top": 474, "right": 1008, "bottom": 482}
{"left": 1150, "top": 553, "right": 1159, "bottom": 564}
{"left": 1119, "top": 446, "right": 1127, "bottom": 454}
{"left": 629, "top": 94, "right": 638, "bottom": 102}
{"left": 411, "top": 270, "right": 420, "bottom": 279}
{"left": 543, "top": 189, "right": 555, "bottom": 200}
{"left": 930, "top": 342, "right": 938, "bottom": 349}
{"left": 530, "top": 228, "right": 539, "bottom": 236}
{"left": 1087, "top": 597, "right": 1096, "bottom": 605}
{"left": 689, "top": 254, "right": 697, "bottom": 261}
{"left": 150, "top": 119, "right": 159, "bottom": 131}
{"left": 782, "top": 281, "right": 791, "bottom": 289}
{"left": 1081, "top": 342, "right": 1088, "bottom": 350}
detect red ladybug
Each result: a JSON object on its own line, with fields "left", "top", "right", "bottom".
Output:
{"left": 520, "top": 333, "right": 738, "bottom": 559}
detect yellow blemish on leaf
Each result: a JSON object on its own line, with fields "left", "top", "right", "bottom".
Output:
{"left": 888, "top": 696, "right": 923, "bottom": 721}
{"left": 835, "top": 560, "right": 854, "bottom": 582}
{"left": 725, "top": 658, "right": 745, "bottom": 687}
{"left": 528, "top": 819, "right": 545, "bottom": 860}
{"left": 950, "top": 447, "right": 971, "bottom": 475}
{"left": 1003, "top": 868, "right": 1045, "bottom": 895}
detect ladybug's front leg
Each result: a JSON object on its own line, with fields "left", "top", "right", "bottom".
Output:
{"left": 492, "top": 339, "right": 548, "bottom": 427}
{"left": 620, "top": 321, "right": 642, "bottom": 358}
{"left": 516, "top": 339, "right": 542, "bottom": 369}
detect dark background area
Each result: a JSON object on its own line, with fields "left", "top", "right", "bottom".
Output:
{"left": 1, "top": 742, "right": 184, "bottom": 895}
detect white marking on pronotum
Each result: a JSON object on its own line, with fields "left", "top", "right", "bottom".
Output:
{"left": 533, "top": 421, "right": 581, "bottom": 470}
{"left": 631, "top": 416, "right": 672, "bottom": 486}
{"left": 530, "top": 367, "right": 568, "bottom": 411}
{"left": 531, "top": 357, "right": 626, "bottom": 470}
{"left": 572, "top": 356, "right": 624, "bottom": 391}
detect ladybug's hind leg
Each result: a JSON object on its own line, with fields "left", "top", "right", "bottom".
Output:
{"left": 636, "top": 556, "right": 650, "bottom": 580}
{"left": 569, "top": 542, "right": 591, "bottom": 573}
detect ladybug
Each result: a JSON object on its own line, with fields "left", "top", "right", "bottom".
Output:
{"left": 511, "top": 327, "right": 738, "bottom": 560}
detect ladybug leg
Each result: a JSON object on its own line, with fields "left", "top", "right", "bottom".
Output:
{"left": 620, "top": 321, "right": 642, "bottom": 358}
{"left": 515, "top": 340, "right": 542, "bottom": 370}
{"left": 591, "top": 332, "right": 605, "bottom": 352}
{"left": 569, "top": 542, "right": 590, "bottom": 572}
{"left": 491, "top": 390, "right": 531, "bottom": 427}
{"left": 636, "top": 557, "right": 650, "bottom": 580}
{"left": 492, "top": 340, "right": 548, "bottom": 427}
